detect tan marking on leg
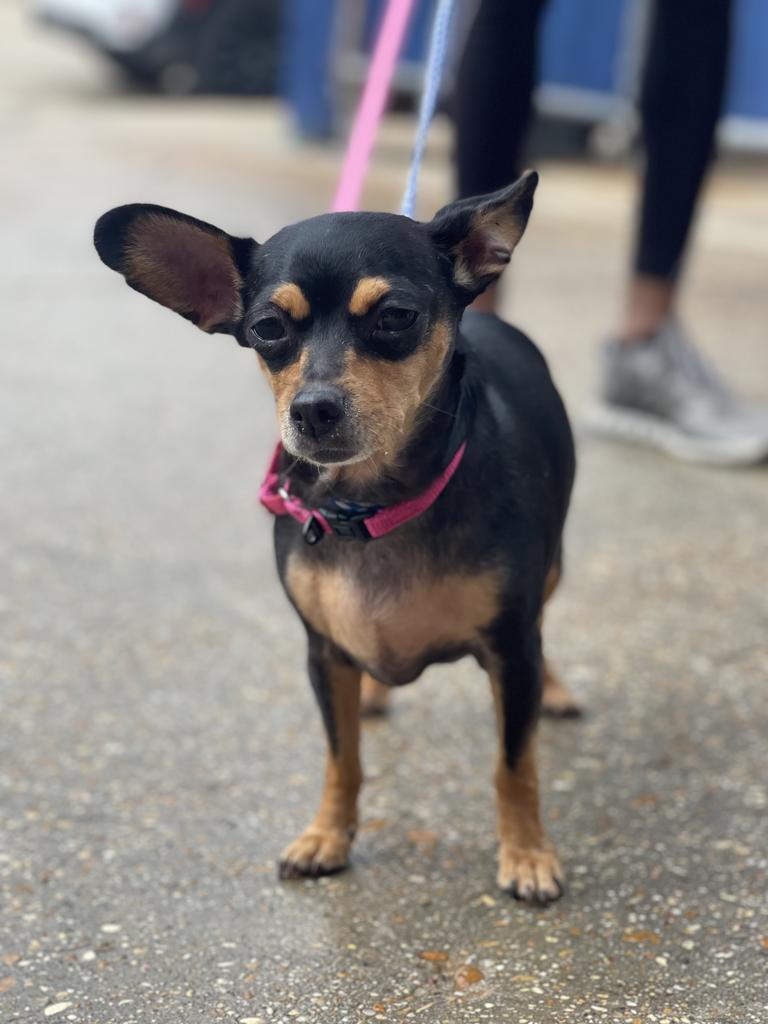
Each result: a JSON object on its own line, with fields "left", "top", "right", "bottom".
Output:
{"left": 542, "top": 562, "right": 560, "bottom": 603}
{"left": 489, "top": 673, "right": 564, "bottom": 902}
{"left": 279, "top": 659, "right": 362, "bottom": 878}
{"left": 360, "top": 673, "right": 391, "bottom": 718}
{"left": 541, "top": 657, "right": 582, "bottom": 717}
{"left": 539, "top": 562, "right": 583, "bottom": 717}
{"left": 271, "top": 282, "right": 311, "bottom": 321}
{"left": 348, "top": 276, "right": 391, "bottom": 317}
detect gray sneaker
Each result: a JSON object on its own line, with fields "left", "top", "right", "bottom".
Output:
{"left": 585, "top": 321, "right": 768, "bottom": 465}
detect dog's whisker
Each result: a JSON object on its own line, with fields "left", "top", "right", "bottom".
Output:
{"left": 421, "top": 401, "right": 458, "bottom": 418}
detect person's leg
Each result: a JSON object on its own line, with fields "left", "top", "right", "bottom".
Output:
{"left": 454, "top": 0, "right": 549, "bottom": 313}
{"left": 620, "top": 0, "right": 732, "bottom": 342}
{"left": 592, "top": 0, "right": 768, "bottom": 464}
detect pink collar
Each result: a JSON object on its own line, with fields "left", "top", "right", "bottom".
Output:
{"left": 259, "top": 441, "right": 467, "bottom": 545}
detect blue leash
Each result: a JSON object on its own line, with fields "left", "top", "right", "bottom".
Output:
{"left": 400, "top": 0, "right": 457, "bottom": 219}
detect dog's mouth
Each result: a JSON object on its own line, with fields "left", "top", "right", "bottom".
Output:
{"left": 281, "top": 435, "right": 370, "bottom": 468}
{"left": 298, "top": 446, "right": 366, "bottom": 467}
{"left": 280, "top": 414, "right": 371, "bottom": 468}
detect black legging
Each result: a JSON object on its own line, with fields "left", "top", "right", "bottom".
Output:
{"left": 455, "top": 0, "right": 733, "bottom": 280}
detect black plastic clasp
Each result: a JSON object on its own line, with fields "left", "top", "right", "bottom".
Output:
{"left": 302, "top": 515, "right": 325, "bottom": 545}
{"left": 301, "top": 504, "right": 374, "bottom": 545}
{"left": 328, "top": 516, "right": 371, "bottom": 540}
{"left": 321, "top": 505, "right": 373, "bottom": 541}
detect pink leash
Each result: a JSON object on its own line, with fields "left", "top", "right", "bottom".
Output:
{"left": 331, "top": 0, "right": 416, "bottom": 212}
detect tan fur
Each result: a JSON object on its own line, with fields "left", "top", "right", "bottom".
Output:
{"left": 271, "top": 282, "right": 311, "bottom": 321}
{"left": 338, "top": 320, "right": 452, "bottom": 485}
{"left": 286, "top": 558, "right": 501, "bottom": 684}
{"left": 539, "top": 563, "right": 582, "bottom": 716}
{"left": 542, "top": 563, "right": 560, "bottom": 603}
{"left": 258, "top": 348, "right": 309, "bottom": 425}
{"left": 542, "top": 659, "right": 580, "bottom": 716}
{"left": 360, "top": 673, "right": 391, "bottom": 717}
{"left": 489, "top": 676, "right": 564, "bottom": 899}
{"left": 280, "top": 660, "right": 362, "bottom": 876}
{"left": 451, "top": 209, "right": 527, "bottom": 291}
{"left": 126, "top": 214, "right": 242, "bottom": 331}
{"left": 348, "top": 276, "right": 390, "bottom": 317}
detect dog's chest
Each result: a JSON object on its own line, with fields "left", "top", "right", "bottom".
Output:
{"left": 285, "top": 554, "right": 500, "bottom": 685}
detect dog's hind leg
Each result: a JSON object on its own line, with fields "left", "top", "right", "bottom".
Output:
{"left": 487, "top": 624, "right": 565, "bottom": 903}
{"left": 539, "top": 561, "right": 582, "bottom": 718}
{"left": 279, "top": 634, "right": 362, "bottom": 879}
{"left": 541, "top": 658, "right": 581, "bottom": 718}
{"left": 360, "top": 672, "right": 391, "bottom": 718}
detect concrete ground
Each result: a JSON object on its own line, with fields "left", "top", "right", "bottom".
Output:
{"left": 1, "top": 4, "right": 767, "bottom": 1022}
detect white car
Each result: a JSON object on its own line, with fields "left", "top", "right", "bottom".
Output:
{"left": 37, "top": 0, "right": 279, "bottom": 94}
{"left": 38, "top": 0, "right": 175, "bottom": 54}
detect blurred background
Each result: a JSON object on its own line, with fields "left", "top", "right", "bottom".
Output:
{"left": 30, "top": 0, "right": 768, "bottom": 150}
{"left": 2, "top": 1, "right": 767, "bottom": 1022}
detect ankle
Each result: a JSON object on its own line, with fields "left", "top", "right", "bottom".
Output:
{"left": 619, "top": 275, "right": 675, "bottom": 344}
{"left": 617, "top": 323, "right": 663, "bottom": 345}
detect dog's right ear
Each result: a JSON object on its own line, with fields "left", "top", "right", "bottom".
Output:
{"left": 94, "top": 204, "right": 257, "bottom": 337}
{"left": 427, "top": 171, "right": 538, "bottom": 301}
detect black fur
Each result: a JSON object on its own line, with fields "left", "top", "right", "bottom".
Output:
{"left": 278, "top": 311, "right": 575, "bottom": 760}
{"left": 94, "top": 173, "right": 575, "bottom": 775}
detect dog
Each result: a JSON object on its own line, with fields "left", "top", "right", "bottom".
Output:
{"left": 94, "top": 170, "right": 579, "bottom": 902}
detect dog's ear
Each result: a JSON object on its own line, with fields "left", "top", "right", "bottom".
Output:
{"left": 427, "top": 170, "right": 538, "bottom": 299}
{"left": 94, "top": 204, "right": 257, "bottom": 335}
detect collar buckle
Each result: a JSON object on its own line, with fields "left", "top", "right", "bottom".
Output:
{"left": 301, "top": 514, "right": 325, "bottom": 545}
{"left": 320, "top": 505, "right": 372, "bottom": 541}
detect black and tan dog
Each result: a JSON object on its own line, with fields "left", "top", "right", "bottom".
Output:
{"left": 94, "top": 171, "right": 579, "bottom": 902}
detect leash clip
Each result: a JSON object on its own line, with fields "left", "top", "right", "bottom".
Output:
{"left": 320, "top": 502, "right": 373, "bottom": 541}
{"left": 300, "top": 506, "right": 373, "bottom": 544}
{"left": 324, "top": 513, "right": 371, "bottom": 541}
{"left": 301, "top": 512, "right": 325, "bottom": 544}
{"left": 302, "top": 515, "right": 325, "bottom": 546}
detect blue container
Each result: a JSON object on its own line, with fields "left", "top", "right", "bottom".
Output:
{"left": 362, "top": 0, "right": 433, "bottom": 60}
{"left": 280, "top": 0, "right": 337, "bottom": 138}
{"left": 726, "top": 0, "right": 768, "bottom": 119}
{"left": 540, "top": 0, "right": 631, "bottom": 95}
{"left": 282, "top": 0, "right": 768, "bottom": 139}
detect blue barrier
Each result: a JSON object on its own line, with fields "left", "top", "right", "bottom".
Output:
{"left": 282, "top": 0, "right": 768, "bottom": 140}
{"left": 280, "top": 0, "right": 336, "bottom": 138}
{"left": 727, "top": 0, "right": 768, "bottom": 119}
{"left": 540, "top": 0, "right": 630, "bottom": 94}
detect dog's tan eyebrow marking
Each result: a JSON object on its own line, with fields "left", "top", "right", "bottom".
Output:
{"left": 271, "top": 282, "right": 311, "bottom": 321}
{"left": 348, "top": 276, "right": 391, "bottom": 317}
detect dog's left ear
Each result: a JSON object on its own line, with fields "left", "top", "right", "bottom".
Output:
{"left": 427, "top": 170, "right": 538, "bottom": 299}
{"left": 94, "top": 203, "right": 257, "bottom": 335}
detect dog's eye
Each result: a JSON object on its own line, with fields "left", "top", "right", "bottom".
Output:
{"left": 250, "top": 316, "right": 286, "bottom": 342}
{"left": 375, "top": 307, "right": 418, "bottom": 333}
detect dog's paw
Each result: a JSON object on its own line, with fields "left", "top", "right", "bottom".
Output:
{"left": 541, "top": 679, "right": 583, "bottom": 718}
{"left": 497, "top": 846, "right": 565, "bottom": 904}
{"left": 360, "top": 674, "right": 391, "bottom": 719}
{"left": 278, "top": 828, "right": 352, "bottom": 880}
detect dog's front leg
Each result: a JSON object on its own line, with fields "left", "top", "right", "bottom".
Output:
{"left": 279, "top": 633, "right": 362, "bottom": 879}
{"left": 487, "top": 626, "right": 565, "bottom": 903}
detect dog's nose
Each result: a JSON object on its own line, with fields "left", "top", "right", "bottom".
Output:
{"left": 290, "top": 386, "right": 345, "bottom": 440}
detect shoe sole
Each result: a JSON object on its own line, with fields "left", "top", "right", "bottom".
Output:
{"left": 583, "top": 402, "right": 768, "bottom": 467}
